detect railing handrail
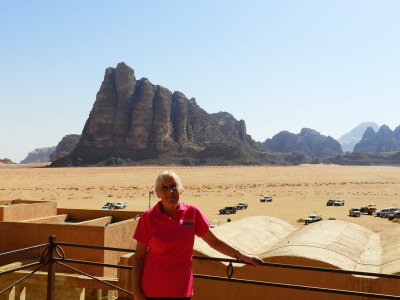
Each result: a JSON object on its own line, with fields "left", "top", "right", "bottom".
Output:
{"left": 193, "top": 273, "right": 400, "bottom": 300}
{"left": 192, "top": 255, "right": 400, "bottom": 279}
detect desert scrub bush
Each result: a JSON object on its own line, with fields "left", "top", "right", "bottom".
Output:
{"left": 328, "top": 218, "right": 336, "bottom": 220}
{"left": 297, "top": 218, "right": 305, "bottom": 223}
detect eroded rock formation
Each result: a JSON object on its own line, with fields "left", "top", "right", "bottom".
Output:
{"left": 260, "top": 128, "right": 343, "bottom": 160}
{"left": 354, "top": 125, "right": 400, "bottom": 153}
{"left": 338, "top": 122, "right": 380, "bottom": 153}
{"left": 49, "top": 134, "right": 81, "bottom": 162}
{"left": 52, "top": 62, "right": 295, "bottom": 166}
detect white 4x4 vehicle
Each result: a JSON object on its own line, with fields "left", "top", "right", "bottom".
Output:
{"left": 376, "top": 207, "right": 397, "bottom": 218}
{"left": 114, "top": 202, "right": 127, "bottom": 209}
{"left": 334, "top": 199, "right": 345, "bottom": 206}
{"left": 304, "top": 214, "right": 322, "bottom": 225}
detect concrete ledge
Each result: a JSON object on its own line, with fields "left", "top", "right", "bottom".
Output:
{"left": 25, "top": 214, "right": 68, "bottom": 223}
{"left": 72, "top": 216, "right": 113, "bottom": 226}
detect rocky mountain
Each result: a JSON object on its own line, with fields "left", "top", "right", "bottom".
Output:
{"left": 20, "top": 147, "right": 56, "bottom": 164}
{"left": 52, "top": 62, "right": 305, "bottom": 166}
{"left": 260, "top": 128, "right": 343, "bottom": 160}
{"left": 338, "top": 122, "right": 379, "bottom": 153}
{"left": 0, "top": 158, "right": 15, "bottom": 164}
{"left": 49, "top": 134, "right": 81, "bottom": 162}
{"left": 353, "top": 125, "right": 400, "bottom": 153}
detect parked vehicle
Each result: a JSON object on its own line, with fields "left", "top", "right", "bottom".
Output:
{"left": 326, "top": 199, "right": 336, "bottom": 206}
{"left": 219, "top": 206, "right": 237, "bottom": 214}
{"left": 304, "top": 214, "right": 322, "bottom": 225}
{"left": 360, "top": 204, "right": 377, "bottom": 215}
{"left": 376, "top": 207, "right": 397, "bottom": 218}
{"left": 349, "top": 208, "right": 361, "bottom": 217}
{"left": 236, "top": 203, "right": 248, "bottom": 210}
{"left": 114, "top": 202, "right": 127, "bottom": 209}
{"left": 260, "top": 196, "right": 273, "bottom": 202}
{"left": 334, "top": 199, "right": 345, "bottom": 206}
{"left": 102, "top": 202, "right": 114, "bottom": 210}
{"left": 388, "top": 210, "right": 400, "bottom": 220}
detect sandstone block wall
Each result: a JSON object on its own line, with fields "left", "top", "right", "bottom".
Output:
{"left": 0, "top": 200, "right": 56, "bottom": 222}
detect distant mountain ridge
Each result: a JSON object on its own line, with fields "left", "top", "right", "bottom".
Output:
{"left": 325, "top": 151, "right": 400, "bottom": 165}
{"left": 20, "top": 147, "right": 56, "bottom": 164}
{"left": 0, "top": 158, "right": 15, "bottom": 164}
{"left": 338, "top": 122, "right": 379, "bottom": 152}
{"left": 324, "top": 124, "right": 400, "bottom": 165}
{"left": 353, "top": 124, "right": 400, "bottom": 153}
{"left": 260, "top": 128, "right": 343, "bottom": 160}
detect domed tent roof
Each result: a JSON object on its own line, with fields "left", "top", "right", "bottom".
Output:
{"left": 194, "top": 216, "right": 296, "bottom": 258}
{"left": 380, "top": 226, "right": 400, "bottom": 274}
{"left": 194, "top": 217, "right": 400, "bottom": 275}
{"left": 261, "top": 220, "right": 381, "bottom": 273}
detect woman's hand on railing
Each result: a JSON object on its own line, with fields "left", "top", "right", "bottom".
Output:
{"left": 236, "top": 251, "right": 263, "bottom": 267}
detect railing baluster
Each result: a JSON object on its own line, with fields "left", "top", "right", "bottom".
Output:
{"left": 46, "top": 235, "right": 56, "bottom": 300}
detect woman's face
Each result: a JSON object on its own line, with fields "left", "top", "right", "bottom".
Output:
{"left": 156, "top": 176, "right": 182, "bottom": 205}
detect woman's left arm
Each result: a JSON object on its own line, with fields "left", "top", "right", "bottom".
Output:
{"left": 200, "top": 229, "right": 263, "bottom": 266}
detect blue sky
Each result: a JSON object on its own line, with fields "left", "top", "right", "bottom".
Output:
{"left": 1, "top": 0, "right": 399, "bottom": 162}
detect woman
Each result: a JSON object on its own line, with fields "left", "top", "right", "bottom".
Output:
{"left": 133, "top": 170, "right": 262, "bottom": 300}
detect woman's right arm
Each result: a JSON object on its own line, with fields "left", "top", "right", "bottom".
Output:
{"left": 132, "top": 241, "right": 147, "bottom": 300}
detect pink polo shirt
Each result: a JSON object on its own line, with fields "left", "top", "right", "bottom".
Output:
{"left": 133, "top": 201, "right": 210, "bottom": 298}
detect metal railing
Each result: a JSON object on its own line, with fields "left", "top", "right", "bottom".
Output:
{"left": 0, "top": 235, "right": 399, "bottom": 300}
{"left": 0, "top": 236, "right": 135, "bottom": 300}
{"left": 192, "top": 256, "right": 400, "bottom": 299}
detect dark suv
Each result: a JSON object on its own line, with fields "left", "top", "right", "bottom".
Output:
{"left": 102, "top": 202, "right": 114, "bottom": 210}
{"left": 219, "top": 207, "right": 237, "bottom": 214}
{"left": 326, "top": 199, "right": 335, "bottom": 206}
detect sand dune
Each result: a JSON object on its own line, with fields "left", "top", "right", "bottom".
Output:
{"left": 0, "top": 164, "right": 399, "bottom": 232}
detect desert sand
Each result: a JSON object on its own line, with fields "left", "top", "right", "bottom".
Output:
{"left": 0, "top": 163, "right": 399, "bottom": 232}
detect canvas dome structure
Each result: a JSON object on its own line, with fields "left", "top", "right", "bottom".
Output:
{"left": 192, "top": 216, "right": 400, "bottom": 300}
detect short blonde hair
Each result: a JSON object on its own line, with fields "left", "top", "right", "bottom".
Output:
{"left": 155, "top": 170, "right": 183, "bottom": 191}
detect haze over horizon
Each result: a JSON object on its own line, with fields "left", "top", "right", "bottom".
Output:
{"left": 1, "top": 1, "right": 400, "bottom": 163}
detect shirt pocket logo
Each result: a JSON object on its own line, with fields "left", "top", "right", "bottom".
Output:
{"left": 180, "top": 219, "right": 194, "bottom": 226}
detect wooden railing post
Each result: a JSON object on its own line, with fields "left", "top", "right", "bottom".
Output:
{"left": 47, "top": 235, "right": 56, "bottom": 300}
